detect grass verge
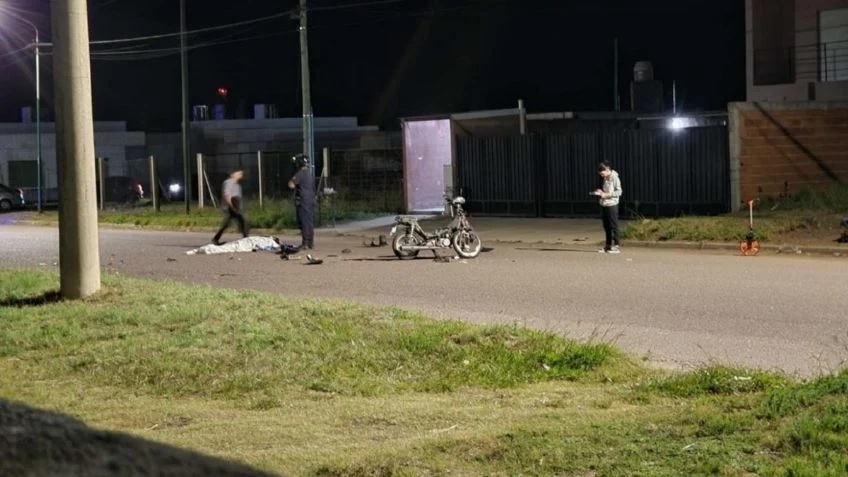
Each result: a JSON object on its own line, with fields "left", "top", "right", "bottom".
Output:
{"left": 18, "top": 197, "right": 396, "bottom": 231}
{"left": 622, "top": 186, "right": 848, "bottom": 243}
{"left": 1, "top": 269, "right": 847, "bottom": 476}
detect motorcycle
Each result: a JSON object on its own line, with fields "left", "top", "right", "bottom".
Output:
{"left": 389, "top": 196, "right": 483, "bottom": 259}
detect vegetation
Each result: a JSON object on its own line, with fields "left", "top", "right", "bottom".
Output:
{"left": 622, "top": 185, "right": 848, "bottom": 243}
{"left": 2, "top": 269, "right": 847, "bottom": 476}
{"left": 19, "top": 196, "right": 401, "bottom": 231}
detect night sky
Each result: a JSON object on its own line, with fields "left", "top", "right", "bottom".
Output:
{"left": 0, "top": 0, "right": 745, "bottom": 131}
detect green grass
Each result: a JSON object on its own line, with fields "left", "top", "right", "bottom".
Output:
{"left": 20, "top": 197, "right": 400, "bottom": 231}
{"left": 620, "top": 214, "right": 827, "bottom": 242}
{"left": 622, "top": 185, "right": 848, "bottom": 243}
{"left": 2, "top": 269, "right": 848, "bottom": 476}
{"left": 0, "top": 270, "right": 615, "bottom": 400}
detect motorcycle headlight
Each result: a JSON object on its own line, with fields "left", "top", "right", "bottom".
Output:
{"left": 169, "top": 183, "right": 182, "bottom": 193}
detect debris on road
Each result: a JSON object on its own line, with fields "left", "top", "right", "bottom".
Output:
{"left": 362, "top": 235, "right": 388, "bottom": 247}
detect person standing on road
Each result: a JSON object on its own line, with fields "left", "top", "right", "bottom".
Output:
{"left": 212, "top": 169, "right": 249, "bottom": 245}
{"left": 595, "top": 161, "right": 622, "bottom": 254}
{"left": 288, "top": 154, "right": 315, "bottom": 250}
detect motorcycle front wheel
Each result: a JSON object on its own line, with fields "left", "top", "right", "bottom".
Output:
{"left": 452, "top": 229, "right": 482, "bottom": 259}
{"left": 392, "top": 233, "right": 421, "bottom": 260}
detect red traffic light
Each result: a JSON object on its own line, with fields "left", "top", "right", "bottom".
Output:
{"left": 216, "top": 86, "right": 229, "bottom": 98}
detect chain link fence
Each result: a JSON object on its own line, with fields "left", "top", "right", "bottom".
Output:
{"left": 325, "top": 148, "right": 403, "bottom": 213}
{"left": 97, "top": 147, "right": 404, "bottom": 214}
{"left": 200, "top": 148, "right": 403, "bottom": 213}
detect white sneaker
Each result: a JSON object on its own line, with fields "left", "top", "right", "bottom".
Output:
{"left": 608, "top": 246, "right": 621, "bottom": 254}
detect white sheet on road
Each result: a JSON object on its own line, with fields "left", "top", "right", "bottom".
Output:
{"left": 186, "top": 236, "right": 281, "bottom": 255}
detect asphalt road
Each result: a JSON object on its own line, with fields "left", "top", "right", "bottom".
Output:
{"left": 3, "top": 224, "right": 847, "bottom": 377}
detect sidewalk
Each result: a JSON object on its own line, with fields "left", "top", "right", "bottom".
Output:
{"left": 320, "top": 215, "right": 848, "bottom": 256}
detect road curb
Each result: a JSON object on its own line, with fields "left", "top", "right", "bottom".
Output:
{"left": 337, "top": 230, "right": 848, "bottom": 256}
{"left": 9, "top": 219, "right": 847, "bottom": 256}
{"left": 622, "top": 240, "right": 847, "bottom": 256}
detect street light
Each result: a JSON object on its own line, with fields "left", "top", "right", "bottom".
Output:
{"left": 31, "top": 24, "right": 41, "bottom": 213}
{"left": 5, "top": 14, "right": 43, "bottom": 212}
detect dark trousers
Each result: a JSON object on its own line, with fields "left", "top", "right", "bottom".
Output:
{"left": 213, "top": 208, "right": 249, "bottom": 242}
{"left": 601, "top": 205, "right": 619, "bottom": 249}
{"left": 296, "top": 203, "right": 314, "bottom": 248}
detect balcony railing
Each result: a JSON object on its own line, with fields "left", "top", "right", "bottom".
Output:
{"left": 820, "top": 40, "right": 848, "bottom": 82}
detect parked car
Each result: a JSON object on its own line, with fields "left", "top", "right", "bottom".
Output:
{"left": 0, "top": 183, "right": 25, "bottom": 211}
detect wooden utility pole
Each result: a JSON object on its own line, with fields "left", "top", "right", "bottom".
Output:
{"left": 51, "top": 0, "right": 101, "bottom": 299}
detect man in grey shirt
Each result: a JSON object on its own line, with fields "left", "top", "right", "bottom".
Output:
{"left": 212, "top": 169, "right": 249, "bottom": 245}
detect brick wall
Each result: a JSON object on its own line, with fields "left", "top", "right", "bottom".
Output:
{"left": 728, "top": 102, "right": 848, "bottom": 208}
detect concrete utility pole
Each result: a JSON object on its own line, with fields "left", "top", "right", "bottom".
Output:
{"left": 51, "top": 0, "right": 101, "bottom": 299}
{"left": 180, "top": 0, "right": 191, "bottom": 214}
{"left": 299, "top": 0, "right": 314, "bottom": 165}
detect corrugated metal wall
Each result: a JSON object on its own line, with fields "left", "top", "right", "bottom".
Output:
{"left": 456, "top": 126, "right": 729, "bottom": 218}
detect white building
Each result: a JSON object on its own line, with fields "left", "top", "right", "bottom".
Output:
{"left": 0, "top": 117, "right": 146, "bottom": 201}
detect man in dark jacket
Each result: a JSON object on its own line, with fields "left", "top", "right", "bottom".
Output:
{"left": 288, "top": 154, "right": 315, "bottom": 250}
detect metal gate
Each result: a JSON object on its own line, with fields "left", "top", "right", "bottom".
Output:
{"left": 455, "top": 126, "right": 730, "bottom": 218}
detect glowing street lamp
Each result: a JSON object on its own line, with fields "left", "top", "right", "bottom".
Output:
{"left": 30, "top": 23, "right": 41, "bottom": 213}
{"left": 2, "top": 11, "right": 43, "bottom": 211}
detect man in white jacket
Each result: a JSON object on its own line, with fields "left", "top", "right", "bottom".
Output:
{"left": 594, "top": 161, "right": 623, "bottom": 254}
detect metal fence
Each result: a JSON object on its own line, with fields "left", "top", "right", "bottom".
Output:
{"left": 200, "top": 148, "right": 403, "bottom": 212}
{"left": 456, "top": 126, "right": 730, "bottom": 218}
{"left": 327, "top": 148, "right": 403, "bottom": 212}
{"left": 201, "top": 152, "right": 279, "bottom": 202}
{"left": 77, "top": 147, "right": 404, "bottom": 212}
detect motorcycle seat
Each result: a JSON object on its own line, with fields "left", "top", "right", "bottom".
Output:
{"left": 394, "top": 215, "right": 419, "bottom": 225}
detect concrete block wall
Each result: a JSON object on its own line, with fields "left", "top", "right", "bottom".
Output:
{"left": 728, "top": 101, "right": 848, "bottom": 209}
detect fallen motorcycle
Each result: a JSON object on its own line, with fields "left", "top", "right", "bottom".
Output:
{"left": 389, "top": 196, "right": 483, "bottom": 259}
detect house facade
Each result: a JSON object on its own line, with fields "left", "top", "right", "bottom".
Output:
{"left": 747, "top": 0, "right": 848, "bottom": 101}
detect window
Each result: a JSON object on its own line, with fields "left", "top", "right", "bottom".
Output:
{"left": 752, "top": 0, "right": 795, "bottom": 85}
{"left": 819, "top": 8, "right": 848, "bottom": 81}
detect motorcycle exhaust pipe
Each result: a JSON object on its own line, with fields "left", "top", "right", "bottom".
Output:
{"left": 398, "top": 245, "right": 441, "bottom": 251}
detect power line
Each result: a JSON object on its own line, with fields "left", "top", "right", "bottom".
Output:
{"left": 0, "top": 44, "right": 31, "bottom": 61}
{"left": 309, "top": 0, "right": 407, "bottom": 12}
{"left": 32, "top": 0, "right": 501, "bottom": 50}
{"left": 88, "top": 25, "right": 260, "bottom": 56}
{"left": 40, "top": 28, "right": 300, "bottom": 62}
{"left": 81, "top": 0, "right": 408, "bottom": 47}
{"left": 88, "top": 10, "right": 295, "bottom": 45}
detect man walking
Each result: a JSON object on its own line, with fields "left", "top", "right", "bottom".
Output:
{"left": 212, "top": 169, "right": 249, "bottom": 245}
{"left": 288, "top": 154, "right": 315, "bottom": 250}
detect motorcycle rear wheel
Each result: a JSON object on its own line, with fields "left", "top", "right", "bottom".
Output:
{"left": 392, "top": 234, "right": 421, "bottom": 260}
{"left": 452, "top": 230, "right": 482, "bottom": 259}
